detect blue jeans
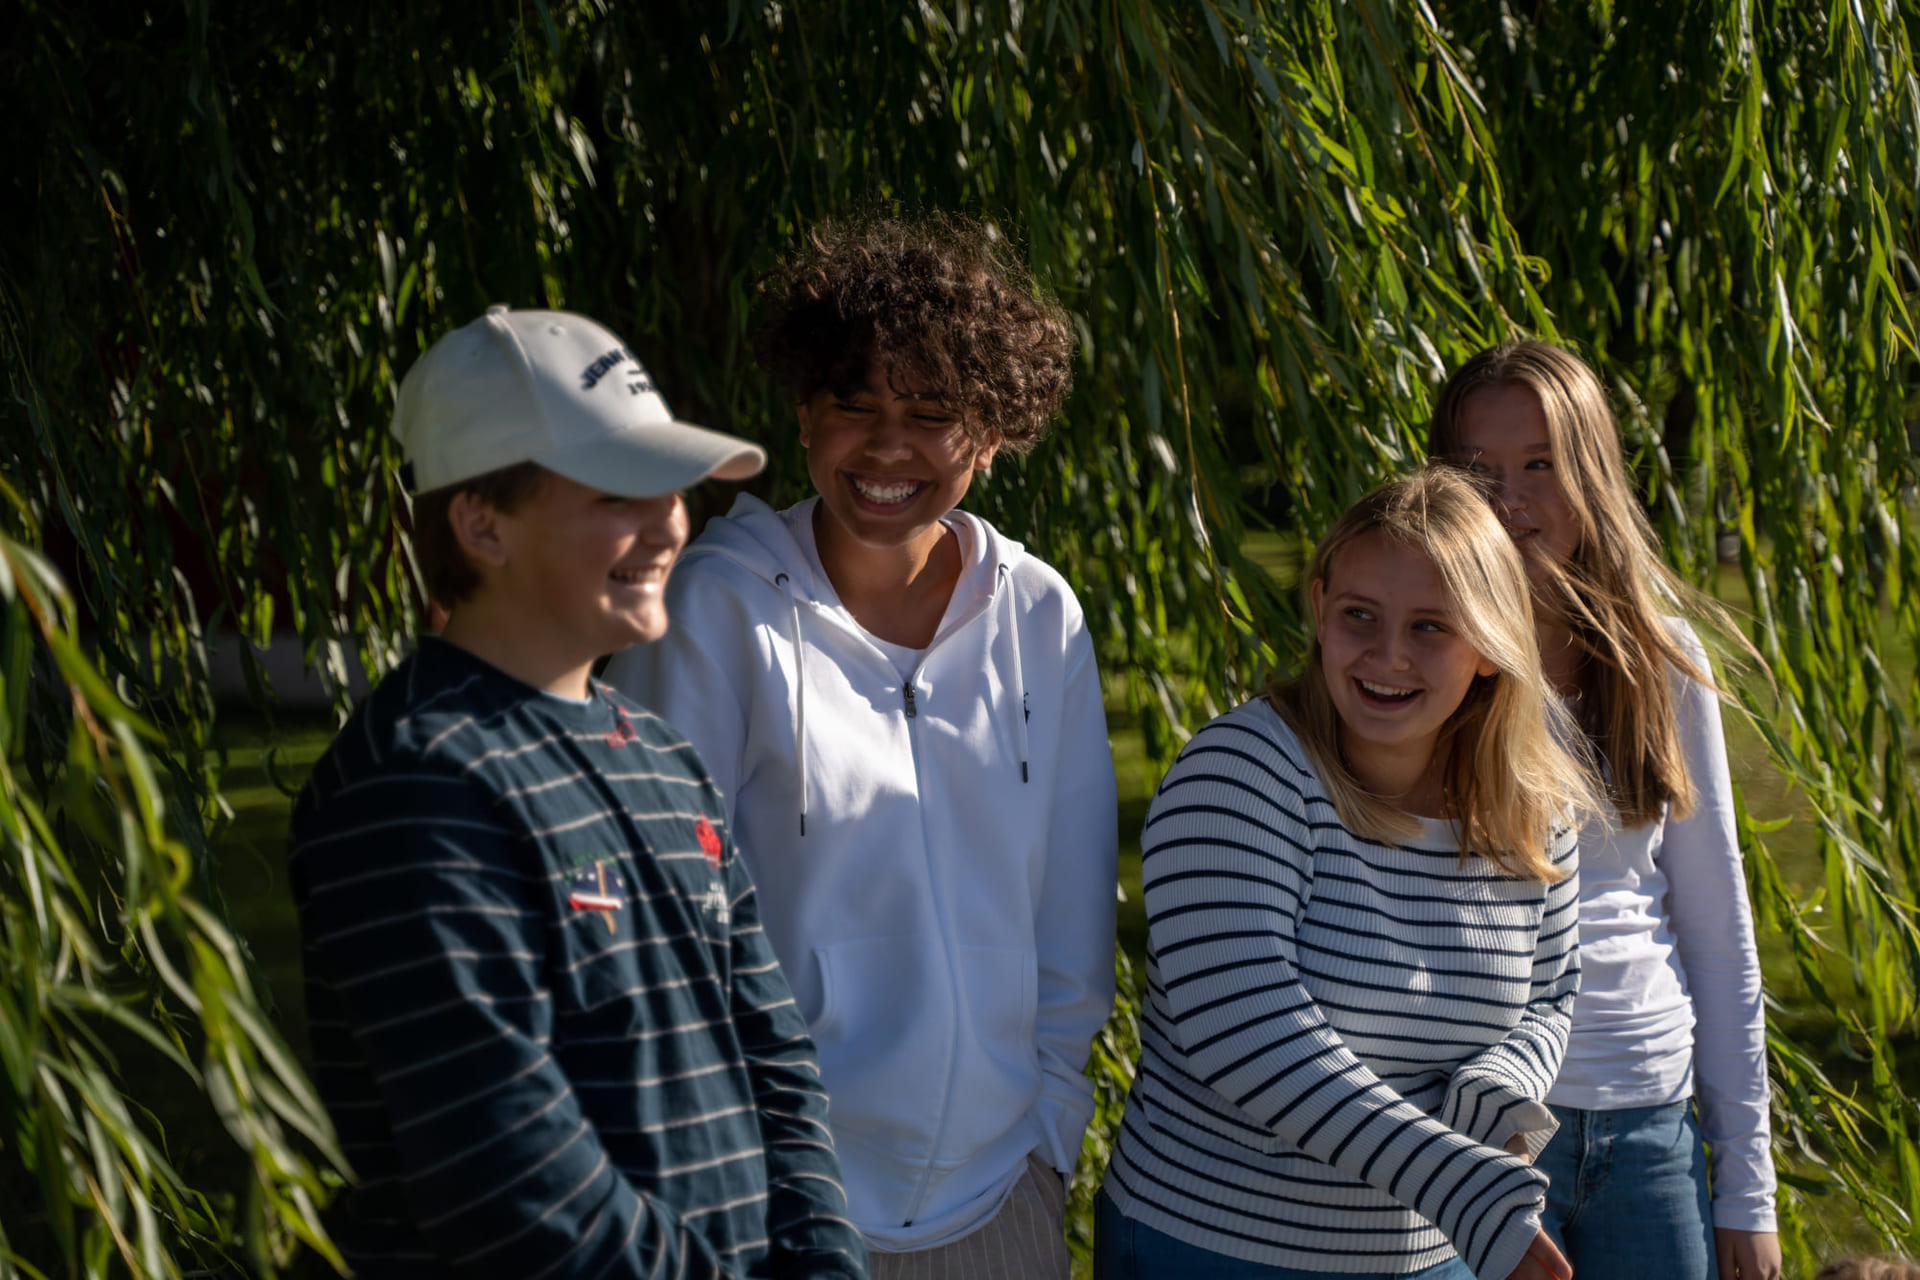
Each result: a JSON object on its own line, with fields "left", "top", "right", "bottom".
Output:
{"left": 1534, "top": 1100, "right": 1718, "bottom": 1280}
{"left": 1093, "top": 1191, "right": 1475, "bottom": 1280}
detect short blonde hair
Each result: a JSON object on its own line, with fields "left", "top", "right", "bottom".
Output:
{"left": 1271, "top": 466, "right": 1595, "bottom": 880}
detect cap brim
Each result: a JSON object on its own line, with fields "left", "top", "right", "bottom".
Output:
{"left": 538, "top": 419, "right": 767, "bottom": 498}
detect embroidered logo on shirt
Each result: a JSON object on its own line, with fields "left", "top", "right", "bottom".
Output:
{"left": 604, "top": 711, "right": 636, "bottom": 748}
{"left": 699, "top": 880, "right": 732, "bottom": 925}
{"left": 568, "top": 859, "right": 622, "bottom": 935}
{"left": 695, "top": 815, "right": 722, "bottom": 867}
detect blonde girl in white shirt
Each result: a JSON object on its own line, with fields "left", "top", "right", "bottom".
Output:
{"left": 1431, "top": 340, "right": 1780, "bottom": 1280}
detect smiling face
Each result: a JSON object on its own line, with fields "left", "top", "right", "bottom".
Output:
{"left": 489, "top": 472, "right": 690, "bottom": 655}
{"left": 1311, "top": 529, "right": 1498, "bottom": 799}
{"left": 1450, "top": 383, "right": 1581, "bottom": 581}
{"left": 798, "top": 363, "right": 999, "bottom": 563}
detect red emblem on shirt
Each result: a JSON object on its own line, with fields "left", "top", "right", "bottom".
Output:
{"left": 695, "top": 815, "right": 722, "bottom": 867}
{"left": 604, "top": 711, "right": 636, "bottom": 748}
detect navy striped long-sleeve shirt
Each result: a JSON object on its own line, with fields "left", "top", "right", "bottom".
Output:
{"left": 289, "top": 638, "right": 867, "bottom": 1278}
{"left": 1103, "top": 698, "right": 1579, "bottom": 1279}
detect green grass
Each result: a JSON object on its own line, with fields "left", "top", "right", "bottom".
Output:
{"left": 207, "top": 709, "right": 337, "bottom": 1060}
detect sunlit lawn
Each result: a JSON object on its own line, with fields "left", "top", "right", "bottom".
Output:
{"left": 201, "top": 564, "right": 1915, "bottom": 1266}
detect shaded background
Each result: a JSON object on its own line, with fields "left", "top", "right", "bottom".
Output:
{"left": 3, "top": 0, "right": 1918, "bottom": 1274}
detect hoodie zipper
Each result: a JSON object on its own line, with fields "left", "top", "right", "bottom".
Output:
{"left": 754, "top": 510, "right": 1024, "bottom": 1227}
{"left": 896, "top": 660, "right": 958, "bottom": 1229}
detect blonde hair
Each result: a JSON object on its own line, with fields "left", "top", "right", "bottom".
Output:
{"left": 1270, "top": 467, "right": 1596, "bottom": 881}
{"left": 1429, "top": 340, "right": 1752, "bottom": 827}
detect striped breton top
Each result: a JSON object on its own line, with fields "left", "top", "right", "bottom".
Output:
{"left": 1104, "top": 698, "right": 1580, "bottom": 1279}
{"left": 289, "top": 638, "right": 866, "bottom": 1279}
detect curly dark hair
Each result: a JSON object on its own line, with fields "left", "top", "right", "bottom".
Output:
{"left": 754, "top": 215, "right": 1074, "bottom": 454}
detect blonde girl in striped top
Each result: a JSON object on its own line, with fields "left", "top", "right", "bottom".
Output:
{"left": 1097, "top": 467, "right": 1595, "bottom": 1280}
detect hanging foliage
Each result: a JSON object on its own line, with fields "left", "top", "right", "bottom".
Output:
{"left": 2, "top": 0, "right": 1916, "bottom": 1272}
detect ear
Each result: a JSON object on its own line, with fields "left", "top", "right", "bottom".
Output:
{"left": 796, "top": 401, "right": 813, "bottom": 449}
{"left": 1475, "top": 652, "right": 1500, "bottom": 679}
{"left": 1308, "top": 576, "right": 1328, "bottom": 642}
{"left": 447, "top": 491, "right": 511, "bottom": 569}
{"left": 972, "top": 430, "right": 1003, "bottom": 474}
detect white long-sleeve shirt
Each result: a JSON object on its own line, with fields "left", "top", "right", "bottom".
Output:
{"left": 1547, "top": 619, "right": 1776, "bottom": 1231}
{"left": 1104, "top": 699, "right": 1580, "bottom": 1280}
{"left": 605, "top": 494, "right": 1118, "bottom": 1252}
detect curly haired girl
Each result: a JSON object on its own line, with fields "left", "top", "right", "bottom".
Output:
{"left": 608, "top": 214, "right": 1117, "bottom": 1279}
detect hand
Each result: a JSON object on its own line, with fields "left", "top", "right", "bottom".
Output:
{"left": 1504, "top": 1228, "right": 1571, "bottom": 1280}
{"left": 1715, "top": 1227, "right": 1782, "bottom": 1280}
{"left": 1503, "top": 1131, "right": 1532, "bottom": 1163}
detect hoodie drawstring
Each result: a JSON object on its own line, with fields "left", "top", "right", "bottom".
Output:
{"left": 997, "top": 564, "right": 1030, "bottom": 784}
{"left": 774, "top": 573, "right": 811, "bottom": 835}
{"left": 774, "top": 559, "right": 1025, "bottom": 835}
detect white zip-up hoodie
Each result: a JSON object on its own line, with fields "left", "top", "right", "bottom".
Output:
{"left": 604, "top": 494, "right": 1118, "bottom": 1251}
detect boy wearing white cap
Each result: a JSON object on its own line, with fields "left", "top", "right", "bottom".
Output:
{"left": 289, "top": 306, "right": 868, "bottom": 1279}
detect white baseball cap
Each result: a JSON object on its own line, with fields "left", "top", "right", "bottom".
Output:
{"left": 391, "top": 305, "right": 766, "bottom": 496}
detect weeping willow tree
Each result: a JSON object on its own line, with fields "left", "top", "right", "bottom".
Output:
{"left": 3, "top": 0, "right": 1916, "bottom": 1273}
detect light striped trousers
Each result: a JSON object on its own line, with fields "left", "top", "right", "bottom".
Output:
{"left": 868, "top": 1154, "right": 1071, "bottom": 1280}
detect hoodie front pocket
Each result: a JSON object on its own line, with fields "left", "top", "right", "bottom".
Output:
{"left": 946, "top": 944, "right": 1041, "bottom": 1154}
{"left": 809, "top": 939, "right": 1041, "bottom": 1162}
{"left": 810, "top": 937, "right": 952, "bottom": 1155}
